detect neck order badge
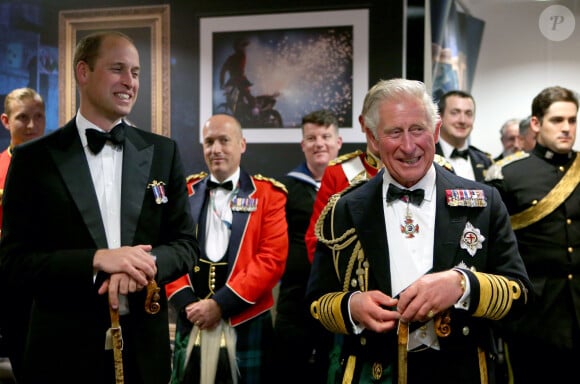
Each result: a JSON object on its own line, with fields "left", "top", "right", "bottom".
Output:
{"left": 387, "top": 184, "right": 424, "bottom": 238}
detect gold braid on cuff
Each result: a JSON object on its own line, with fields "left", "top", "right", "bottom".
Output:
{"left": 472, "top": 272, "right": 522, "bottom": 320}
{"left": 310, "top": 292, "right": 350, "bottom": 334}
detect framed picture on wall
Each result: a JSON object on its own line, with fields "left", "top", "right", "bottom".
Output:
{"left": 58, "top": 5, "right": 171, "bottom": 137}
{"left": 200, "top": 9, "right": 369, "bottom": 143}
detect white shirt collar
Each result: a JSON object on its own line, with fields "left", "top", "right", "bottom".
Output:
{"left": 438, "top": 137, "right": 468, "bottom": 157}
{"left": 382, "top": 164, "right": 436, "bottom": 203}
{"left": 210, "top": 167, "right": 241, "bottom": 190}
{"left": 76, "top": 112, "right": 124, "bottom": 151}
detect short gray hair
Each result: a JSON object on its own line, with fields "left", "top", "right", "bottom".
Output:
{"left": 362, "top": 79, "right": 438, "bottom": 138}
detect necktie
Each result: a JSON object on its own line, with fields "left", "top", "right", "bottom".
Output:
{"left": 207, "top": 180, "right": 234, "bottom": 191}
{"left": 386, "top": 183, "right": 425, "bottom": 206}
{"left": 86, "top": 123, "right": 126, "bottom": 154}
{"left": 451, "top": 148, "right": 469, "bottom": 160}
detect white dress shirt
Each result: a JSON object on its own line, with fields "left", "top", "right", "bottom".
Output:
{"left": 77, "top": 113, "right": 128, "bottom": 313}
{"left": 205, "top": 168, "right": 240, "bottom": 262}
{"left": 438, "top": 138, "right": 476, "bottom": 181}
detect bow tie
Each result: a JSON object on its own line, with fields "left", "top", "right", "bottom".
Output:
{"left": 207, "top": 180, "right": 234, "bottom": 191}
{"left": 386, "top": 183, "right": 425, "bottom": 206}
{"left": 86, "top": 123, "right": 126, "bottom": 154}
{"left": 451, "top": 148, "right": 469, "bottom": 160}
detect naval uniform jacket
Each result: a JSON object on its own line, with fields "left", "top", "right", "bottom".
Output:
{"left": 436, "top": 142, "right": 492, "bottom": 182}
{"left": 306, "top": 165, "right": 531, "bottom": 383}
{"left": 305, "top": 149, "right": 381, "bottom": 263}
{"left": 277, "top": 163, "right": 319, "bottom": 320}
{"left": 0, "top": 118, "right": 198, "bottom": 384}
{"left": 485, "top": 144, "right": 580, "bottom": 349}
{"left": 166, "top": 169, "right": 288, "bottom": 328}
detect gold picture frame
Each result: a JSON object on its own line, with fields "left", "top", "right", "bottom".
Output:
{"left": 58, "top": 5, "right": 170, "bottom": 137}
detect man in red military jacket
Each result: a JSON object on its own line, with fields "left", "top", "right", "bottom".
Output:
{"left": 0, "top": 87, "right": 45, "bottom": 373}
{"left": 0, "top": 88, "right": 46, "bottom": 228}
{"left": 166, "top": 114, "right": 288, "bottom": 384}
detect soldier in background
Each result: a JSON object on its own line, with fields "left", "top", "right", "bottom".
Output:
{"left": 273, "top": 109, "right": 342, "bottom": 383}
{"left": 435, "top": 90, "right": 492, "bottom": 182}
{"left": 494, "top": 118, "right": 522, "bottom": 161}
{"left": 518, "top": 115, "right": 536, "bottom": 152}
{"left": 166, "top": 114, "right": 288, "bottom": 383}
{"left": 486, "top": 85, "right": 579, "bottom": 383}
{"left": 0, "top": 87, "right": 45, "bottom": 380}
{"left": 0, "top": 87, "right": 46, "bottom": 226}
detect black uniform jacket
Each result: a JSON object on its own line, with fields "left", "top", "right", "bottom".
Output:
{"left": 486, "top": 145, "right": 580, "bottom": 349}
{"left": 307, "top": 165, "right": 531, "bottom": 383}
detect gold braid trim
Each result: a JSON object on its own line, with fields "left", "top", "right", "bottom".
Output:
{"left": 315, "top": 193, "right": 357, "bottom": 249}
{"left": 310, "top": 292, "right": 350, "bottom": 334}
{"left": 315, "top": 182, "right": 366, "bottom": 280}
{"left": 341, "top": 241, "right": 369, "bottom": 292}
{"left": 328, "top": 150, "right": 363, "bottom": 166}
{"left": 186, "top": 171, "right": 208, "bottom": 183}
{"left": 473, "top": 272, "right": 522, "bottom": 320}
{"left": 253, "top": 174, "right": 288, "bottom": 194}
{"left": 510, "top": 154, "right": 580, "bottom": 230}
{"left": 342, "top": 355, "right": 357, "bottom": 384}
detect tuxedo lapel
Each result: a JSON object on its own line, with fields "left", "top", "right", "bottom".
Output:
{"left": 348, "top": 173, "right": 392, "bottom": 294}
{"left": 120, "top": 127, "right": 153, "bottom": 245}
{"left": 47, "top": 121, "right": 108, "bottom": 248}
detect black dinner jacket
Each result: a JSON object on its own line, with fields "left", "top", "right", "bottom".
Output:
{"left": 0, "top": 118, "right": 197, "bottom": 384}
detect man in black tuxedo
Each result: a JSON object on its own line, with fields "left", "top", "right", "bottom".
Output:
{"left": 306, "top": 79, "right": 531, "bottom": 383}
{"left": 435, "top": 90, "right": 492, "bottom": 181}
{"left": 0, "top": 31, "right": 198, "bottom": 384}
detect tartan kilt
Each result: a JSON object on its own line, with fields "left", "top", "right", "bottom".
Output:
{"left": 171, "top": 311, "right": 273, "bottom": 383}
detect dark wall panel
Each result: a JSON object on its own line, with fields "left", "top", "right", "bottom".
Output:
{"left": 34, "top": 0, "right": 403, "bottom": 179}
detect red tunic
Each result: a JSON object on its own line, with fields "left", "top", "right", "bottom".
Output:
{"left": 166, "top": 171, "right": 289, "bottom": 326}
{"left": 0, "top": 147, "right": 12, "bottom": 231}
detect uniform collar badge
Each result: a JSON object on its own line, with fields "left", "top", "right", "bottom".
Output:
{"left": 446, "top": 189, "right": 487, "bottom": 207}
{"left": 460, "top": 221, "right": 485, "bottom": 256}
{"left": 148, "top": 180, "right": 168, "bottom": 204}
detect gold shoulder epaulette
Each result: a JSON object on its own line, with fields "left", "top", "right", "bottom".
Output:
{"left": 186, "top": 172, "right": 208, "bottom": 183}
{"left": 484, "top": 151, "right": 529, "bottom": 181}
{"left": 495, "top": 151, "right": 529, "bottom": 168}
{"left": 328, "top": 150, "right": 363, "bottom": 166}
{"left": 433, "top": 154, "right": 454, "bottom": 173}
{"left": 253, "top": 174, "right": 288, "bottom": 194}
